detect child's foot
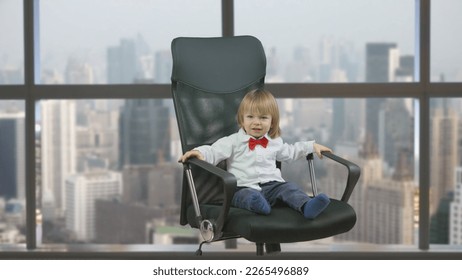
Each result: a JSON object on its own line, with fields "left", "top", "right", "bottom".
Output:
{"left": 303, "top": 193, "right": 330, "bottom": 219}
{"left": 233, "top": 189, "right": 271, "bottom": 215}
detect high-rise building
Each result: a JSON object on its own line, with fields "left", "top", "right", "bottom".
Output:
{"left": 154, "top": 50, "right": 172, "bottom": 83}
{"left": 330, "top": 99, "right": 365, "bottom": 148}
{"left": 318, "top": 37, "right": 334, "bottom": 82}
{"left": 365, "top": 43, "right": 399, "bottom": 148}
{"left": 40, "top": 100, "right": 76, "bottom": 214}
{"left": 119, "top": 99, "right": 171, "bottom": 167}
{"left": 65, "top": 57, "right": 94, "bottom": 84}
{"left": 431, "top": 191, "right": 453, "bottom": 244}
{"left": 365, "top": 43, "right": 399, "bottom": 83}
{"left": 331, "top": 137, "right": 417, "bottom": 244}
{"left": 379, "top": 99, "right": 414, "bottom": 171}
{"left": 0, "top": 112, "right": 25, "bottom": 200}
{"left": 76, "top": 108, "right": 119, "bottom": 172}
{"left": 65, "top": 170, "right": 122, "bottom": 241}
{"left": 94, "top": 199, "right": 166, "bottom": 244}
{"left": 266, "top": 47, "right": 279, "bottom": 79}
{"left": 107, "top": 39, "right": 137, "bottom": 83}
{"left": 450, "top": 168, "right": 462, "bottom": 244}
{"left": 430, "top": 107, "right": 459, "bottom": 214}
{"left": 395, "top": 55, "right": 415, "bottom": 82}
{"left": 284, "top": 46, "right": 312, "bottom": 82}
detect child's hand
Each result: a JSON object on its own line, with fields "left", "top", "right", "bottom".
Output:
{"left": 178, "top": 150, "right": 205, "bottom": 163}
{"left": 313, "top": 143, "right": 332, "bottom": 159}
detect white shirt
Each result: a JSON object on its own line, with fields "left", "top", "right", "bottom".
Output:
{"left": 194, "top": 128, "right": 315, "bottom": 190}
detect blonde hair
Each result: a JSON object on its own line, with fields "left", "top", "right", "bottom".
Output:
{"left": 237, "top": 88, "right": 281, "bottom": 138}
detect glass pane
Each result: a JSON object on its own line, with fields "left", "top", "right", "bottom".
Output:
{"left": 39, "top": 0, "right": 220, "bottom": 85}
{"left": 37, "top": 99, "right": 192, "bottom": 245}
{"left": 277, "top": 97, "right": 417, "bottom": 247}
{"left": 235, "top": 0, "right": 415, "bottom": 83}
{"left": 0, "top": 0, "right": 24, "bottom": 85}
{"left": 37, "top": 96, "right": 417, "bottom": 249}
{"left": 429, "top": 98, "right": 462, "bottom": 245}
{"left": 431, "top": 0, "right": 462, "bottom": 82}
{"left": 0, "top": 100, "right": 26, "bottom": 245}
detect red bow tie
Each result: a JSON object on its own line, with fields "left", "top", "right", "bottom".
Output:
{"left": 248, "top": 137, "right": 269, "bottom": 150}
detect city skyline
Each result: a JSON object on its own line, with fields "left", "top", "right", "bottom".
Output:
{"left": 1, "top": 31, "right": 462, "bottom": 245}
{"left": 30, "top": 36, "right": 421, "bottom": 86}
{"left": 1, "top": 1, "right": 462, "bottom": 249}
{"left": 2, "top": 1, "right": 462, "bottom": 83}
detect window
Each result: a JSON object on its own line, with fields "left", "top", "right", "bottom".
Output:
{"left": 37, "top": 96, "right": 417, "bottom": 247}
{"left": 431, "top": 0, "right": 462, "bottom": 82}
{"left": 37, "top": 98, "right": 187, "bottom": 245}
{"left": 2, "top": 0, "right": 462, "bottom": 254}
{"left": 279, "top": 97, "right": 417, "bottom": 245}
{"left": 235, "top": 0, "right": 415, "bottom": 83}
{"left": 0, "top": 101, "right": 26, "bottom": 245}
{"left": 38, "top": 0, "right": 221, "bottom": 84}
{"left": 0, "top": 0, "right": 24, "bottom": 84}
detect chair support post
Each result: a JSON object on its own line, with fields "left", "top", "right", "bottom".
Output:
{"left": 184, "top": 164, "right": 202, "bottom": 221}
{"left": 256, "top": 243, "right": 264, "bottom": 256}
{"left": 306, "top": 153, "right": 319, "bottom": 196}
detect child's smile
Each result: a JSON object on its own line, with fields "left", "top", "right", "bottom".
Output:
{"left": 242, "top": 112, "right": 272, "bottom": 139}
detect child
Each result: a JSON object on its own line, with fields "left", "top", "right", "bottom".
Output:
{"left": 179, "top": 88, "right": 332, "bottom": 219}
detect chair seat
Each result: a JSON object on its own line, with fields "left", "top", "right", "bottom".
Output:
{"left": 187, "top": 199, "right": 356, "bottom": 243}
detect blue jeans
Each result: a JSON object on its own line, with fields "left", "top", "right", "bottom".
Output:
{"left": 232, "top": 181, "right": 311, "bottom": 214}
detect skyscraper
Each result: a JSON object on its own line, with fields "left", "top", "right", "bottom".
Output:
{"left": 395, "top": 55, "right": 415, "bottom": 82}
{"left": 331, "top": 138, "right": 417, "bottom": 244}
{"left": 450, "top": 168, "right": 462, "bottom": 244}
{"left": 107, "top": 39, "right": 137, "bottom": 83}
{"left": 365, "top": 43, "right": 399, "bottom": 83}
{"left": 40, "top": 100, "right": 76, "bottom": 214}
{"left": 380, "top": 99, "right": 414, "bottom": 170}
{"left": 65, "top": 170, "right": 122, "bottom": 241}
{"left": 430, "top": 106, "right": 459, "bottom": 214}
{"left": 0, "top": 112, "right": 25, "bottom": 200}
{"left": 365, "top": 43, "right": 399, "bottom": 148}
{"left": 119, "top": 99, "right": 171, "bottom": 167}
{"left": 154, "top": 50, "right": 172, "bottom": 83}
{"left": 65, "top": 57, "right": 94, "bottom": 84}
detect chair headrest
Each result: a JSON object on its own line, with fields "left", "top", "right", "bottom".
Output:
{"left": 171, "top": 36, "right": 266, "bottom": 93}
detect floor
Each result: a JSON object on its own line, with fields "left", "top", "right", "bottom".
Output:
{"left": 1, "top": 241, "right": 462, "bottom": 259}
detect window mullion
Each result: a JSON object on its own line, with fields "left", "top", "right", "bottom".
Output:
{"left": 418, "top": 0, "right": 431, "bottom": 251}
{"left": 24, "top": 0, "right": 38, "bottom": 250}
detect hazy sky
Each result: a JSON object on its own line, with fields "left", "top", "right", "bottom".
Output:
{"left": 1, "top": 0, "right": 461, "bottom": 80}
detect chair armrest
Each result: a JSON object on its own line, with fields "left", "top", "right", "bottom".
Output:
{"left": 184, "top": 157, "right": 237, "bottom": 238}
{"left": 321, "top": 151, "right": 361, "bottom": 202}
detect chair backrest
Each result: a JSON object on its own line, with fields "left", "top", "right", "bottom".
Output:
{"left": 171, "top": 36, "right": 266, "bottom": 152}
{"left": 171, "top": 36, "right": 267, "bottom": 224}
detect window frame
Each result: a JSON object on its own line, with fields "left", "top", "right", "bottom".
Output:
{"left": 1, "top": 0, "right": 461, "bottom": 255}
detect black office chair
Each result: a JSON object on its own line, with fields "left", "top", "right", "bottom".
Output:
{"left": 171, "top": 35, "right": 360, "bottom": 255}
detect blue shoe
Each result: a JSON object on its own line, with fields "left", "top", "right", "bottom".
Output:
{"left": 303, "top": 193, "right": 330, "bottom": 219}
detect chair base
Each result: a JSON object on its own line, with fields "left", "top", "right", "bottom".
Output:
{"left": 195, "top": 235, "right": 241, "bottom": 256}
{"left": 256, "top": 243, "right": 281, "bottom": 255}
{"left": 265, "top": 243, "right": 281, "bottom": 254}
{"left": 195, "top": 238, "right": 281, "bottom": 256}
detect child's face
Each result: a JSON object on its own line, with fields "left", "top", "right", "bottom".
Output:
{"left": 242, "top": 111, "right": 272, "bottom": 139}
